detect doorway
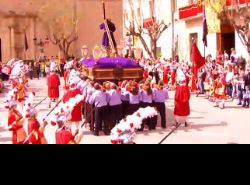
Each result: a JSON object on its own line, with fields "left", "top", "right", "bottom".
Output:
{"left": 221, "top": 32, "right": 235, "bottom": 55}
{"left": 218, "top": 23, "right": 235, "bottom": 55}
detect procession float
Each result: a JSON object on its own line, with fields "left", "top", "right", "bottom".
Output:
{"left": 80, "top": 0, "right": 143, "bottom": 83}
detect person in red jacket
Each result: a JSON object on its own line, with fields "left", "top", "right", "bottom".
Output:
{"left": 51, "top": 96, "right": 84, "bottom": 144}
{"left": 170, "top": 69, "right": 176, "bottom": 89}
{"left": 47, "top": 69, "right": 60, "bottom": 108}
{"left": 55, "top": 117, "right": 83, "bottom": 144}
{"left": 163, "top": 66, "right": 170, "bottom": 86}
{"left": 4, "top": 90, "right": 27, "bottom": 144}
{"left": 143, "top": 68, "right": 149, "bottom": 81}
{"left": 214, "top": 72, "right": 227, "bottom": 109}
{"left": 62, "top": 78, "right": 83, "bottom": 135}
{"left": 174, "top": 68, "right": 190, "bottom": 127}
{"left": 23, "top": 108, "right": 48, "bottom": 144}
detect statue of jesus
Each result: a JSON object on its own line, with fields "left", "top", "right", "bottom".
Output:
{"left": 100, "top": 19, "right": 117, "bottom": 57}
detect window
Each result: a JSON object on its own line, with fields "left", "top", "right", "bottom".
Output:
{"left": 190, "top": 33, "right": 198, "bottom": 48}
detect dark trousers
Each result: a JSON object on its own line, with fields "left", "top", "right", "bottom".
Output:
{"left": 238, "top": 90, "right": 244, "bottom": 104}
{"left": 226, "top": 83, "right": 233, "bottom": 97}
{"left": 122, "top": 100, "right": 129, "bottom": 118}
{"left": 198, "top": 79, "right": 204, "bottom": 93}
{"left": 140, "top": 102, "right": 157, "bottom": 130}
{"left": 94, "top": 106, "right": 109, "bottom": 135}
{"left": 82, "top": 101, "right": 85, "bottom": 118}
{"left": 29, "top": 71, "right": 33, "bottom": 79}
{"left": 128, "top": 103, "right": 140, "bottom": 115}
{"left": 243, "top": 98, "right": 250, "bottom": 106}
{"left": 85, "top": 103, "right": 95, "bottom": 130}
{"left": 36, "top": 69, "right": 40, "bottom": 78}
{"left": 154, "top": 102, "right": 166, "bottom": 128}
{"left": 109, "top": 104, "right": 122, "bottom": 129}
{"left": 85, "top": 103, "right": 92, "bottom": 123}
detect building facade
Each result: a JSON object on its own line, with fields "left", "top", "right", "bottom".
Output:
{"left": 0, "top": 0, "right": 123, "bottom": 63}
{"left": 123, "top": 0, "right": 249, "bottom": 61}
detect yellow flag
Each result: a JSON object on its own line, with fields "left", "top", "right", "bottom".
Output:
{"left": 205, "top": 0, "right": 226, "bottom": 33}
{"left": 134, "top": 36, "right": 139, "bottom": 47}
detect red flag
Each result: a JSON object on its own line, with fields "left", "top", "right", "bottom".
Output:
{"left": 191, "top": 42, "right": 205, "bottom": 91}
{"left": 191, "top": 42, "right": 205, "bottom": 69}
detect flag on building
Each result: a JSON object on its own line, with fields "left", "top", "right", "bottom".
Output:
{"left": 205, "top": 0, "right": 226, "bottom": 33}
{"left": 202, "top": 10, "right": 208, "bottom": 47}
{"left": 24, "top": 32, "right": 29, "bottom": 51}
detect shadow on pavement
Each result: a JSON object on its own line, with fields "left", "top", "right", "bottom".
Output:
{"left": 178, "top": 121, "right": 228, "bottom": 133}
{"left": 190, "top": 110, "right": 208, "bottom": 114}
{"left": 0, "top": 126, "right": 7, "bottom": 132}
{"left": 189, "top": 116, "right": 205, "bottom": 119}
{"left": 225, "top": 106, "right": 246, "bottom": 109}
{"left": 28, "top": 88, "right": 44, "bottom": 92}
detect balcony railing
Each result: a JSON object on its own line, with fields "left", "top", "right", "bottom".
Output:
{"left": 179, "top": 4, "right": 202, "bottom": 20}
{"left": 179, "top": 0, "right": 248, "bottom": 20}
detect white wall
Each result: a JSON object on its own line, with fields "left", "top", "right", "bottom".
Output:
{"left": 177, "top": 0, "right": 190, "bottom": 9}
{"left": 123, "top": 0, "right": 173, "bottom": 59}
{"left": 122, "top": 0, "right": 222, "bottom": 61}
{"left": 156, "top": 0, "right": 172, "bottom": 59}
{"left": 176, "top": 17, "right": 218, "bottom": 62}
{"left": 235, "top": 32, "right": 249, "bottom": 60}
{"left": 206, "top": 33, "right": 217, "bottom": 59}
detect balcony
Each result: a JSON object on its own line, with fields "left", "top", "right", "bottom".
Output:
{"left": 179, "top": 4, "right": 202, "bottom": 20}
{"left": 226, "top": 0, "right": 249, "bottom": 6}
{"left": 179, "top": 0, "right": 248, "bottom": 20}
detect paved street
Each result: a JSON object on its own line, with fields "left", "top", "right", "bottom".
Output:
{"left": 0, "top": 78, "right": 250, "bottom": 144}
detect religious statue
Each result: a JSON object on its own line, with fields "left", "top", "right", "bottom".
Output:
{"left": 100, "top": 0, "right": 117, "bottom": 57}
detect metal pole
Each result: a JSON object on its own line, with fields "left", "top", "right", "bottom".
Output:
{"left": 34, "top": 17, "right": 37, "bottom": 62}
{"left": 204, "top": 43, "right": 206, "bottom": 59}
{"left": 9, "top": 26, "right": 12, "bottom": 58}
{"left": 171, "top": 0, "right": 175, "bottom": 59}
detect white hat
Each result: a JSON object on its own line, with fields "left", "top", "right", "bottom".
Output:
{"left": 49, "top": 94, "right": 85, "bottom": 126}
{"left": 65, "top": 60, "right": 74, "bottom": 70}
{"left": 50, "top": 63, "right": 56, "bottom": 72}
{"left": 22, "top": 92, "right": 37, "bottom": 118}
{"left": 3, "top": 89, "right": 18, "bottom": 109}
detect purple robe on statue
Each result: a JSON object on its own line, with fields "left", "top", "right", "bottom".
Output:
{"left": 100, "top": 20, "right": 117, "bottom": 48}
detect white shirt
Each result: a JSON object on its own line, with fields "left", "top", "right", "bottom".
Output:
{"left": 226, "top": 71, "right": 234, "bottom": 83}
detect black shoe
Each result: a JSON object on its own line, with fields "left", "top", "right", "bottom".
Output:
{"left": 237, "top": 103, "right": 242, "bottom": 106}
{"left": 173, "top": 122, "right": 179, "bottom": 127}
{"left": 94, "top": 132, "right": 99, "bottom": 136}
{"left": 104, "top": 129, "right": 110, "bottom": 135}
{"left": 242, "top": 104, "right": 246, "bottom": 107}
{"left": 185, "top": 122, "right": 188, "bottom": 127}
{"left": 162, "top": 126, "right": 167, "bottom": 129}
